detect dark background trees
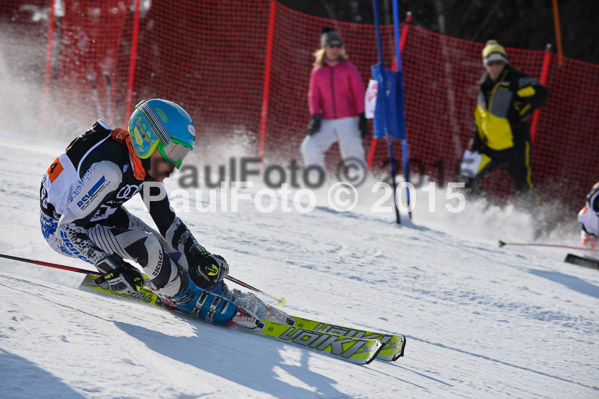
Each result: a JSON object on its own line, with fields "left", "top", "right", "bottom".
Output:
{"left": 278, "top": 0, "right": 599, "bottom": 64}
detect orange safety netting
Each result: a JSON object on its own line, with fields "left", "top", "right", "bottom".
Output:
{"left": 1, "top": 0, "right": 598, "bottom": 214}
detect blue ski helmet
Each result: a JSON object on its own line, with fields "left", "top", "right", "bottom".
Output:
{"left": 128, "top": 99, "right": 196, "bottom": 168}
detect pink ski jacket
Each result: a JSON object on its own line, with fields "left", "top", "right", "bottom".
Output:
{"left": 308, "top": 60, "right": 365, "bottom": 120}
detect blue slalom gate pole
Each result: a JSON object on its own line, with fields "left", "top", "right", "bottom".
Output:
{"left": 392, "top": 0, "right": 412, "bottom": 219}
{"left": 371, "top": 0, "right": 412, "bottom": 222}
{"left": 372, "top": 0, "right": 401, "bottom": 225}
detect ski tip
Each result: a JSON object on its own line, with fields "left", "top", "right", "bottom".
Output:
{"left": 276, "top": 297, "right": 286, "bottom": 307}
{"left": 498, "top": 240, "right": 506, "bottom": 248}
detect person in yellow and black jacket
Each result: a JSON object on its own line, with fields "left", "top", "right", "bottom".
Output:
{"left": 460, "top": 40, "right": 548, "bottom": 205}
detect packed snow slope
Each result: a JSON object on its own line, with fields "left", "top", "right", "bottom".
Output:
{"left": 0, "top": 130, "right": 598, "bottom": 399}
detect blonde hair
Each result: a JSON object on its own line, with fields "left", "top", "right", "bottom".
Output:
{"left": 313, "top": 47, "right": 348, "bottom": 67}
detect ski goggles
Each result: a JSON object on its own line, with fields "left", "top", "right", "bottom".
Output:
{"left": 135, "top": 101, "right": 192, "bottom": 168}
{"left": 157, "top": 139, "right": 192, "bottom": 168}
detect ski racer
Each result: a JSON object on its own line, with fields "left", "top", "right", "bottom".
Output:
{"left": 39, "top": 99, "right": 274, "bottom": 323}
{"left": 578, "top": 181, "right": 599, "bottom": 250}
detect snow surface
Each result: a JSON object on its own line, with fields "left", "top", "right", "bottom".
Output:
{"left": 0, "top": 126, "right": 598, "bottom": 399}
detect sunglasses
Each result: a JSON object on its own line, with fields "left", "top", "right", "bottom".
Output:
{"left": 327, "top": 43, "right": 342, "bottom": 48}
{"left": 486, "top": 61, "right": 505, "bottom": 66}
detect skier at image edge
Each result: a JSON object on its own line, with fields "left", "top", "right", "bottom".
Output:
{"left": 39, "top": 99, "right": 280, "bottom": 324}
{"left": 578, "top": 181, "right": 599, "bottom": 250}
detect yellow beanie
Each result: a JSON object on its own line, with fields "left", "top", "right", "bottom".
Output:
{"left": 482, "top": 40, "right": 508, "bottom": 64}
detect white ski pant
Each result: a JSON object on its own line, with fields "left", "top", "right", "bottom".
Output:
{"left": 41, "top": 209, "right": 183, "bottom": 296}
{"left": 300, "top": 116, "right": 365, "bottom": 169}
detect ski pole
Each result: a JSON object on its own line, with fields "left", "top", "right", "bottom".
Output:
{"left": 0, "top": 254, "right": 134, "bottom": 287}
{"left": 498, "top": 240, "right": 599, "bottom": 252}
{"left": 225, "top": 275, "right": 286, "bottom": 306}
{"left": 0, "top": 253, "right": 286, "bottom": 305}
{"left": 0, "top": 253, "right": 100, "bottom": 276}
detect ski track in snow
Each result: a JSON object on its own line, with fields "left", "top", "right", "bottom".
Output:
{"left": 0, "top": 132, "right": 598, "bottom": 399}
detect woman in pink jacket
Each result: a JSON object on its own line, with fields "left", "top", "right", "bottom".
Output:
{"left": 301, "top": 29, "right": 367, "bottom": 177}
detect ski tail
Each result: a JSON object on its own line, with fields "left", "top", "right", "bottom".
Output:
{"left": 80, "top": 274, "right": 165, "bottom": 306}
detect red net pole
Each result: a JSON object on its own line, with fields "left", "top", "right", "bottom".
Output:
{"left": 125, "top": 0, "right": 142, "bottom": 122}
{"left": 552, "top": 0, "right": 564, "bottom": 66}
{"left": 41, "top": 0, "right": 56, "bottom": 134}
{"left": 399, "top": 12, "right": 412, "bottom": 51}
{"left": 259, "top": 0, "right": 276, "bottom": 159}
{"left": 530, "top": 44, "right": 552, "bottom": 144}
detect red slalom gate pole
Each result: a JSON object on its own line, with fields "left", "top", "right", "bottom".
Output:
{"left": 125, "top": 0, "right": 142, "bottom": 120}
{"left": 258, "top": 0, "right": 276, "bottom": 160}
{"left": 40, "top": 0, "right": 57, "bottom": 134}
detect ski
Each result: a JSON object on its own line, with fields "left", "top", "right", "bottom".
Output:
{"left": 249, "top": 319, "right": 383, "bottom": 365}
{"left": 286, "top": 315, "right": 405, "bottom": 361}
{"left": 79, "top": 275, "right": 382, "bottom": 365}
{"left": 564, "top": 253, "right": 599, "bottom": 269}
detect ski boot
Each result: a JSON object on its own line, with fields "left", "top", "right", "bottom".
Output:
{"left": 166, "top": 277, "right": 238, "bottom": 324}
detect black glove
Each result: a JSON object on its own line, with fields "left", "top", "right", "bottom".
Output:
{"left": 358, "top": 113, "right": 368, "bottom": 138}
{"left": 467, "top": 129, "right": 486, "bottom": 154}
{"left": 188, "top": 245, "right": 229, "bottom": 287}
{"left": 514, "top": 85, "right": 543, "bottom": 118}
{"left": 95, "top": 254, "right": 145, "bottom": 293}
{"left": 307, "top": 114, "right": 322, "bottom": 136}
